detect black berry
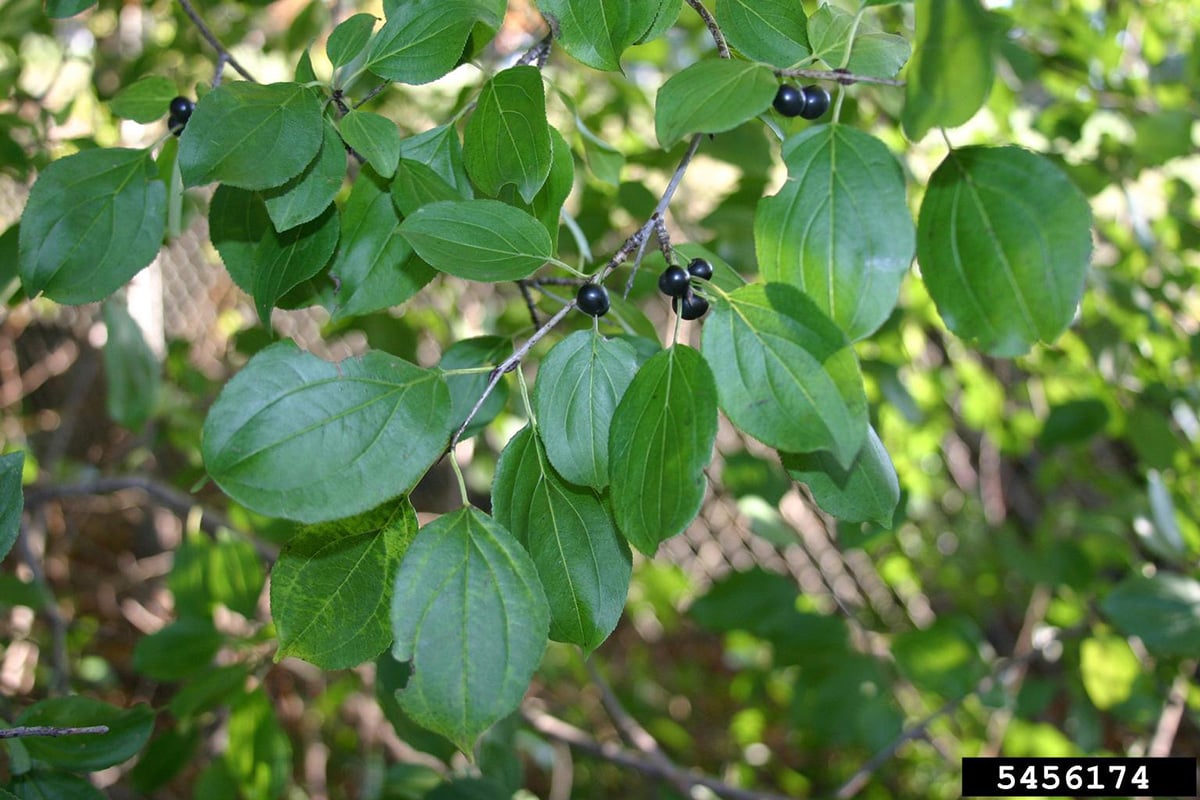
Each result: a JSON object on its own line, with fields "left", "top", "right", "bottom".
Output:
{"left": 673, "top": 293, "right": 709, "bottom": 321}
{"left": 167, "top": 113, "right": 187, "bottom": 136}
{"left": 799, "top": 85, "right": 830, "bottom": 120}
{"left": 658, "top": 266, "right": 691, "bottom": 298}
{"left": 169, "top": 96, "right": 194, "bottom": 121}
{"left": 773, "top": 84, "right": 805, "bottom": 117}
{"left": 686, "top": 258, "right": 713, "bottom": 281}
{"left": 576, "top": 283, "right": 610, "bottom": 317}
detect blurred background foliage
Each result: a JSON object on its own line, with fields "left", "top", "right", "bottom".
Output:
{"left": 0, "top": 0, "right": 1198, "bottom": 798}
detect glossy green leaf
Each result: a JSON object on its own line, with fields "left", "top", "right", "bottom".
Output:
{"left": 226, "top": 691, "right": 291, "bottom": 800}
{"left": 532, "top": 330, "right": 638, "bottom": 489}
{"left": 272, "top": 499, "right": 417, "bottom": 669}
{"left": 655, "top": 59, "right": 777, "bottom": 149}
{"left": 441, "top": 336, "right": 511, "bottom": 439}
{"left": 131, "top": 617, "right": 223, "bottom": 680}
{"left": 464, "top": 66, "right": 552, "bottom": 204}
{"left": 9, "top": 772, "right": 104, "bottom": 800}
{"left": 781, "top": 426, "right": 899, "bottom": 527}
{"left": 340, "top": 110, "right": 401, "bottom": 179}
{"left": 715, "top": 0, "right": 809, "bottom": 67}
{"left": 807, "top": 5, "right": 909, "bottom": 77}
{"left": 262, "top": 119, "right": 345, "bottom": 232}
{"left": 366, "top": 0, "right": 478, "bottom": 85}
{"left": 202, "top": 341, "right": 452, "bottom": 523}
{"left": 179, "top": 82, "right": 323, "bottom": 190}
{"left": 757, "top": 125, "right": 914, "bottom": 341}
{"left": 0, "top": 451, "right": 23, "bottom": 563}
{"left": 902, "top": 0, "right": 995, "bottom": 140}
{"left": 391, "top": 507, "right": 549, "bottom": 753}
{"left": 17, "top": 697, "right": 153, "bottom": 771}
{"left": 493, "top": 426, "right": 631, "bottom": 651}
{"left": 18, "top": 148, "right": 165, "bottom": 304}
{"left": 109, "top": 76, "right": 177, "bottom": 123}
{"left": 533, "top": 0, "right": 665, "bottom": 71}
{"left": 393, "top": 159, "right": 465, "bottom": 216}
{"left": 917, "top": 146, "right": 1093, "bottom": 356}
{"left": 101, "top": 298, "right": 160, "bottom": 431}
{"left": 609, "top": 346, "right": 718, "bottom": 555}
{"left": 1101, "top": 573, "right": 1200, "bottom": 658}
{"left": 701, "top": 283, "right": 868, "bottom": 467}
{"left": 327, "top": 13, "right": 377, "bottom": 69}
{"left": 1079, "top": 635, "right": 1140, "bottom": 711}
{"left": 208, "top": 184, "right": 269, "bottom": 293}
{"left": 331, "top": 167, "right": 434, "bottom": 322}
{"left": 398, "top": 124, "right": 473, "bottom": 198}
{"left": 251, "top": 204, "right": 339, "bottom": 323}
{"left": 398, "top": 199, "right": 552, "bottom": 281}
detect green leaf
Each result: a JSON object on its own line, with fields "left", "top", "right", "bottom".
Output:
{"left": 902, "top": 0, "right": 995, "bottom": 140}
{"left": 17, "top": 697, "right": 153, "bottom": 771}
{"left": 226, "top": 691, "right": 291, "bottom": 800}
{"left": 1101, "top": 573, "right": 1200, "bottom": 658}
{"left": 43, "top": 0, "right": 94, "bottom": 18}
{"left": 631, "top": 0, "right": 680, "bottom": 44}
{"left": 367, "top": 0, "right": 478, "bottom": 85}
{"left": 206, "top": 534, "right": 265, "bottom": 618}
{"left": 167, "top": 664, "right": 251, "bottom": 719}
{"left": 715, "top": 0, "right": 809, "bottom": 67}
{"left": 202, "top": 341, "right": 452, "bottom": 524}
{"left": 102, "top": 298, "right": 160, "bottom": 431}
{"left": 528, "top": 127, "right": 574, "bottom": 247}
{"left": 807, "top": 5, "right": 908, "bottom": 77}
{"left": 18, "top": 148, "right": 165, "bottom": 304}
{"left": 655, "top": 59, "right": 778, "bottom": 149}
{"left": 391, "top": 507, "right": 549, "bottom": 753}
{"left": 492, "top": 426, "right": 631, "bottom": 651}
{"left": 9, "top": 772, "right": 104, "bottom": 800}
{"left": 757, "top": 125, "right": 914, "bottom": 341}
{"left": 464, "top": 66, "right": 552, "bottom": 204}
{"left": 251, "top": 204, "right": 339, "bottom": 323}
{"left": 393, "top": 159, "right": 465, "bottom": 216}
{"left": 701, "top": 283, "right": 868, "bottom": 466}
{"left": 132, "top": 617, "right": 223, "bottom": 680}
{"left": 891, "top": 616, "right": 988, "bottom": 697}
{"left": 917, "top": 146, "right": 1093, "bottom": 356}
{"left": 781, "top": 425, "right": 899, "bottom": 527}
{"left": 846, "top": 27, "right": 911, "bottom": 78}
{"left": 340, "top": 110, "right": 401, "bottom": 179}
{"left": 1079, "top": 635, "right": 1141, "bottom": 711}
{"left": 262, "top": 119, "right": 346, "bottom": 232}
{"left": 129, "top": 727, "right": 201, "bottom": 793}
{"left": 532, "top": 330, "right": 638, "bottom": 489}
{"left": 440, "top": 336, "right": 511, "bottom": 439}
{"left": 1038, "top": 399, "right": 1109, "bottom": 447}
{"left": 533, "top": 0, "right": 667, "bottom": 70}
{"left": 608, "top": 346, "right": 718, "bottom": 555}
{"left": 179, "top": 82, "right": 324, "bottom": 190}
{"left": 109, "top": 76, "right": 177, "bottom": 123}
{"left": 327, "top": 12, "right": 377, "bottom": 69}
{"left": 0, "top": 451, "right": 23, "bottom": 563}
{"left": 398, "top": 200, "right": 552, "bottom": 282}
{"left": 272, "top": 499, "right": 417, "bottom": 669}
{"left": 331, "top": 167, "right": 434, "bottom": 322}
{"left": 398, "top": 124, "right": 473, "bottom": 198}
{"left": 208, "top": 184, "right": 270, "bottom": 293}
{"left": 375, "top": 653, "right": 458, "bottom": 761}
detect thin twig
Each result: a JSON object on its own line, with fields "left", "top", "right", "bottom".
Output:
{"left": 353, "top": 81, "right": 389, "bottom": 109}
{"left": 684, "top": 0, "right": 729, "bottom": 58}
{"left": 584, "top": 660, "right": 672, "bottom": 764}
{"left": 776, "top": 67, "right": 905, "bottom": 88}
{"left": 517, "top": 281, "right": 542, "bottom": 327}
{"left": 516, "top": 33, "right": 554, "bottom": 67}
{"left": 524, "top": 706, "right": 795, "bottom": 800}
{"left": 0, "top": 725, "right": 109, "bottom": 739}
{"left": 177, "top": 0, "right": 257, "bottom": 83}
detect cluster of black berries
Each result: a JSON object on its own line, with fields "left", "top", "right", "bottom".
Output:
{"left": 168, "top": 96, "right": 194, "bottom": 136}
{"left": 659, "top": 257, "right": 712, "bottom": 320}
{"left": 773, "top": 84, "right": 830, "bottom": 120}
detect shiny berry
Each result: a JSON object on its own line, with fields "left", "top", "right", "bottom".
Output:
{"left": 673, "top": 293, "right": 709, "bottom": 321}
{"left": 686, "top": 258, "right": 713, "bottom": 281}
{"left": 169, "top": 96, "right": 194, "bottom": 120}
{"left": 658, "top": 266, "right": 691, "bottom": 298}
{"left": 576, "top": 283, "right": 610, "bottom": 317}
{"left": 773, "top": 84, "right": 805, "bottom": 117}
{"left": 799, "top": 84, "right": 831, "bottom": 120}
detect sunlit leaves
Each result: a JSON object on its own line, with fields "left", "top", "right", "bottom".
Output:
{"left": 399, "top": 199, "right": 552, "bottom": 281}
{"left": 917, "top": 146, "right": 1092, "bottom": 356}
{"left": 464, "top": 66, "right": 552, "bottom": 204}
{"left": 655, "top": 60, "right": 778, "bottom": 149}
{"left": 367, "top": 0, "right": 478, "bottom": 85}
{"left": 272, "top": 499, "right": 418, "bottom": 669}
{"left": 807, "top": 4, "right": 909, "bottom": 77}
{"left": 391, "top": 508, "right": 549, "bottom": 752}
{"left": 179, "top": 82, "right": 323, "bottom": 190}
{"left": 110, "top": 75, "right": 177, "bottom": 122}
{"left": 609, "top": 346, "right": 718, "bottom": 555}
{"left": 202, "top": 342, "right": 451, "bottom": 523}
{"left": 18, "top": 148, "right": 165, "bottom": 303}
{"left": 756, "top": 125, "right": 914, "bottom": 341}
{"left": 902, "top": 0, "right": 996, "bottom": 140}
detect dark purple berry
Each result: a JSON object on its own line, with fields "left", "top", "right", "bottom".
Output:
{"left": 658, "top": 266, "right": 691, "bottom": 298}
{"left": 576, "top": 283, "right": 610, "bottom": 317}
{"left": 798, "top": 85, "right": 831, "bottom": 120}
{"left": 773, "top": 84, "right": 805, "bottom": 117}
{"left": 673, "top": 293, "right": 709, "bottom": 321}
{"left": 686, "top": 258, "right": 713, "bottom": 281}
{"left": 169, "top": 96, "right": 194, "bottom": 121}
